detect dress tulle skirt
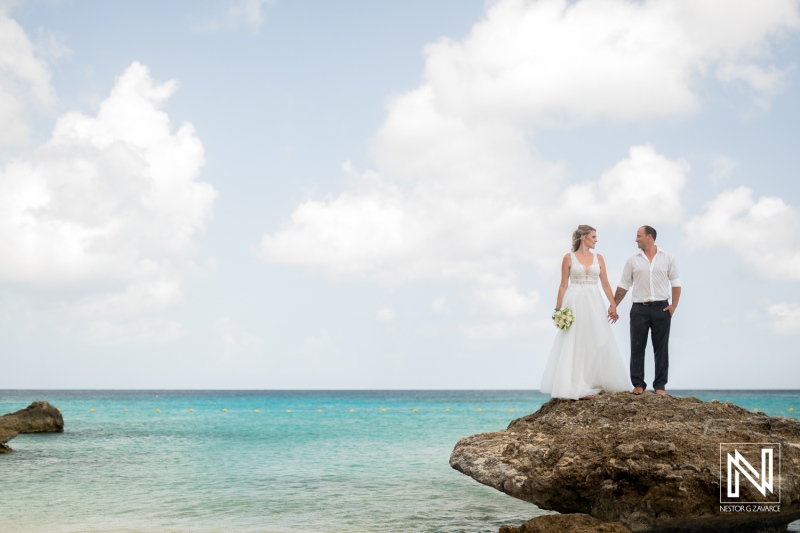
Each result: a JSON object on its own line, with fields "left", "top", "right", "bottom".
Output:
{"left": 540, "top": 283, "right": 632, "bottom": 399}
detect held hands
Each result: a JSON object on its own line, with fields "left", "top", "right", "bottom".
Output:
{"left": 607, "top": 305, "right": 619, "bottom": 324}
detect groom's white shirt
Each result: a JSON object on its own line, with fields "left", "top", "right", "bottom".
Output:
{"left": 618, "top": 247, "right": 681, "bottom": 303}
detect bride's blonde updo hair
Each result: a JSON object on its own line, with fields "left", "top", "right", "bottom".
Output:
{"left": 571, "top": 224, "right": 596, "bottom": 252}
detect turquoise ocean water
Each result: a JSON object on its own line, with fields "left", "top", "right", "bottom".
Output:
{"left": 1, "top": 390, "right": 799, "bottom": 533}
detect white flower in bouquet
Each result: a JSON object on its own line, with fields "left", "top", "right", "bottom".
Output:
{"left": 552, "top": 307, "right": 575, "bottom": 331}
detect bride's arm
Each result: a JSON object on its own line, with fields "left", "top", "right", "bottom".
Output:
{"left": 555, "top": 254, "right": 570, "bottom": 309}
{"left": 598, "top": 255, "right": 617, "bottom": 314}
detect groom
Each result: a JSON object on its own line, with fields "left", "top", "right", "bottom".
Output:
{"left": 613, "top": 226, "right": 681, "bottom": 396}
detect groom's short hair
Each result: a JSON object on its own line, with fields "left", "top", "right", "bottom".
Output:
{"left": 642, "top": 225, "right": 657, "bottom": 241}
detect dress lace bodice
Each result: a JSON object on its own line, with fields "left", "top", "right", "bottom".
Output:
{"left": 569, "top": 252, "right": 600, "bottom": 285}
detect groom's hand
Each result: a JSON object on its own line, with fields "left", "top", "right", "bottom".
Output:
{"left": 663, "top": 304, "right": 676, "bottom": 316}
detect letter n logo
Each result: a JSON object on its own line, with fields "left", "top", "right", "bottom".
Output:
{"left": 720, "top": 443, "right": 780, "bottom": 504}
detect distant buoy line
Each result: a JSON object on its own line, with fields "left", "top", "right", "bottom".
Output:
{"left": 74, "top": 406, "right": 797, "bottom": 415}
{"left": 77, "top": 406, "right": 537, "bottom": 414}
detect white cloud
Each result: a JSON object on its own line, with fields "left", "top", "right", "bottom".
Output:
{"left": 685, "top": 187, "right": 800, "bottom": 280}
{"left": 260, "top": 145, "right": 686, "bottom": 283}
{"left": 419, "top": 0, "right": 798, "bottom": 126}
{"left": 198, "top": 0, "right": 272, "bottom": 33}
{"left": 377, "top": 307, "right": 397, "bottom": 323}
{"left": 259, "top": 0, "right": 797, "bottom": 312}
{"left": 0, "top": 10, "right": 56, "bottom": 147}
{"left": 75, "top": 281, "right": 182, "bottom": 319}
{"left": 716, "top": 62, "right": 789, "bottom": 109}
{"left": 767, "top": 303, "right": 800, "bottom": 335}
{"left": 559, "top": 145, "right": 688, "bottom": 224}
{"left": 0, "top": 61, "right": 217, "bottom": 318}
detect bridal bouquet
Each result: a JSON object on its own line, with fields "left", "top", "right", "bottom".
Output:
{"left": 552, "top": 307, "right": 575, "bottom": 330}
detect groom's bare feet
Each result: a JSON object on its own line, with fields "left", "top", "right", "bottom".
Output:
{"left": 656, "top": 389, "right": 667, "bottom": 396}
{"left": 632, "top": 386, "right": 644, "bottom": 395}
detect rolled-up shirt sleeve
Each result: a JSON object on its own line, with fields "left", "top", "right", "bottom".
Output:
{"left": 618, "top": 257, "right": 634, "bottom": 290}
{"left": 669, "top": 255, "right": 681, "bottom": 288}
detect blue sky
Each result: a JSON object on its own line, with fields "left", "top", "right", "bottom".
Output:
{"left": 1, "top": 0, "right": 799, "bottom": 389}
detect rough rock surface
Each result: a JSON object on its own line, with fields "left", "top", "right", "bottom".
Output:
{"left": 450, "top": 392, "right": 800, "bottom": 533}
{"left": 0, "top": 401, "right": 64, "bottom": 452}
{"left": 500, "top": 513, "right": 631, "bottom": 532}
{"left": 0, "top": 429, "right": 17, "bottom": 453}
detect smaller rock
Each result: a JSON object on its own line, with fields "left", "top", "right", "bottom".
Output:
{"left": 500, "top": 514, "right": 631, "bottom": 533}
{"left": 0, "top": 401, "right": 64, "bottom": 434}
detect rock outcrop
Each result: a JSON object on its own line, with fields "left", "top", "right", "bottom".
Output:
{"left": 500, "top": 513, "right": 632, "bottom": 532}
{"left": 450, "top": 392, "right": 800, "bottom": 533}
{"left": 0, "top": 401, "right": 64, "bottom": 452}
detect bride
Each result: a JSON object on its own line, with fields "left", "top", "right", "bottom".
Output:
{"left": 540, "top": 225, "right": 632, "bottom": 399}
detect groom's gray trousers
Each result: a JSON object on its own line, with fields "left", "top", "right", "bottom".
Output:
{"left": 630, "top": 301, "right": 671, "bottom": 391}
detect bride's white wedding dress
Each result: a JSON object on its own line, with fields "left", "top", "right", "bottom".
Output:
{"left": 540, "top": 252, "right": 633, "bottom": 399}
